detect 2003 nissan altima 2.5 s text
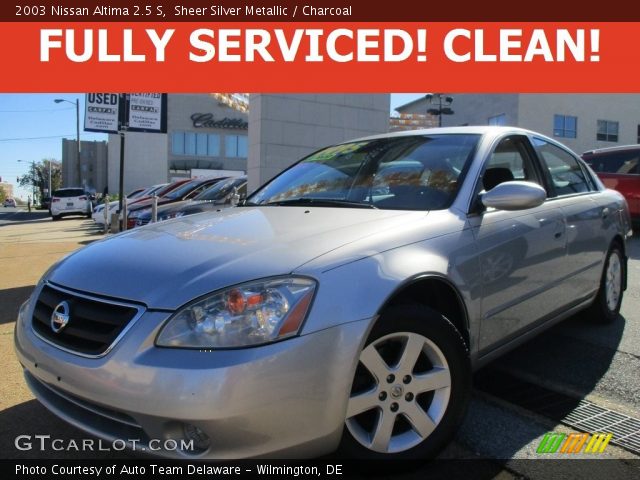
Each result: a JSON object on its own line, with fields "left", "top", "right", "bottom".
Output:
{"left": 15, "top": 127, "right": 632, "bottom": 459}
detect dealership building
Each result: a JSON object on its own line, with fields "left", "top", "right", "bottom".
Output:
{"left": 104, "top": 94, "right": 249, "bottom": 195}
{"left": 397, "top": 94, "right": 640, "bottom": 155}
{"left": 63, "top": 93, "right": 640, "bottom": 195}
{"left": 64, "top": 94, "right": 389, "bottom": 194}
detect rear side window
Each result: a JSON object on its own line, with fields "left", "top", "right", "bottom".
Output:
{"left": 584, "top": 150, "right": 640, "bottom": 175}
{"left": 533, "top": 138, "right": 590, "bottom": 196}
{"left": 53, "top": 189, "right": 85, "bottom": 197}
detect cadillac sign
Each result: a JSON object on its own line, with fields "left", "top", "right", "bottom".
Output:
{"left": 191, "top": 113, "right": 248, "bottom": 130}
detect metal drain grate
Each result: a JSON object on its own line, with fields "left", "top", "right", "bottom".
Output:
{"left": 474, "top": 369, "right": 640, "bottom": 455}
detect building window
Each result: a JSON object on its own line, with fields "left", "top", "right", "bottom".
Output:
{"left": 553, "top": 114, "right": 577, "bottom": 138}
{"left": 171, "top": 131, "right": 221, "bottom": 156}
{"left": 196, "top": 133, "right": 208, "bottom": 156}
{"left": 184, "top": 132, "right": 196, "bottom": 155}
{"left": 488, "top": 114, "right": 506, "bottom": 126}
{"left": 171, "top": 132, "right": 184, "bottom": 155}
{"left": 208, "top": 135, "right": 220, "bottom": 156}
{"left": 225, "top": 135, "right": 248, "bottom": 158}
{"left": 597, "top": 120, "right": 619, "bottom": 142}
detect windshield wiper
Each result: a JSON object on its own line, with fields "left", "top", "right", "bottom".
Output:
{"left": 263, "top": 198, "right": 377, "bottom": 209}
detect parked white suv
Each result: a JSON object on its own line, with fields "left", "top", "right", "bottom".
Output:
{"left": 50, "top": 188, "right": 92, "bottom": 220}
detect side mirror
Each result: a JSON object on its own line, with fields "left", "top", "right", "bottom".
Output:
{"left": 481, "top": 181, "right": 546, "bottom": 211}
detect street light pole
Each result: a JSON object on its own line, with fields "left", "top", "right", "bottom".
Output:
{"left": 75, "top": 99, "right": 81, "bottom": 187}
{"left": 54, "top": 98, "right": 82, "bottom": 187}
{"left": 17, "top": 159, "right": 36, "bottom": 203}
{"left": 48, "top": 160, "right": 52, "bottom": 197}
{"left": 425, "top": 93, "right": 455, "bottom": 127}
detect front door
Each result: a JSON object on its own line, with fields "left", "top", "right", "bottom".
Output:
{"left": 468, "top": 134, "right": 567, "bottom": 352}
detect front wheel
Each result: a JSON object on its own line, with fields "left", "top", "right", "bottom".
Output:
{"left": 340, "top": 304, "right": 470, "bottom": 459}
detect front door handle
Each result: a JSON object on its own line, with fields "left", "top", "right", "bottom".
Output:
{"left": 602, "top": 207, "right": 610, "bottom": 219}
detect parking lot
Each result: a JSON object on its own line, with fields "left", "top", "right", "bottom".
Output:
{"left": 1, "top": 206, "right": 639, "bottom": 473}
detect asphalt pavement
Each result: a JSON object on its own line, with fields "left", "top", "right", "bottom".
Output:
{"left": 0, "top": 209, "right": 638, "bottom": 477}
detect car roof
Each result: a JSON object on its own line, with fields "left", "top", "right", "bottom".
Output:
{"left": 582, "top": 144, "right": 640, "bottom": 156}
{"left": 343, "top": 126, "right": 540, "bottom": 143}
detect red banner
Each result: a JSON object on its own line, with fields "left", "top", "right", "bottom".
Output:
{"left": 1, "top": 22, "right": 638, "bottom": 92}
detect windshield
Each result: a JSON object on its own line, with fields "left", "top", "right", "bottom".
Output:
{"left": 156, "top": 181, "right": 187, "bottom": 197}
{"left": 164, "top": 180, "right": 199, "bottom": 199}
{"left": 194, "top": 177, "right": 246, "bottom": 201}
{"left": 248, "top": 134, "right": 479, "bottom": 210}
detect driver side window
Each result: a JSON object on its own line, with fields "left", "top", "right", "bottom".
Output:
{"left": 482, "top": 136, "right": 542, "bottom": 192}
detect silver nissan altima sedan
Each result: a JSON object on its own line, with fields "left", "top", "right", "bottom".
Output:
{"left": 15, "top": 127, "right": 632, "bottom": 459}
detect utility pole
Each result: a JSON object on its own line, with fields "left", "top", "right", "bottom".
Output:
{"left": 54, "top": 98, "right": 82, "bottom": 187}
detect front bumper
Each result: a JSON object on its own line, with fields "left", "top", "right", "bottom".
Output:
{"left": 14, "top": 295, "right": 371, "bottom": 459}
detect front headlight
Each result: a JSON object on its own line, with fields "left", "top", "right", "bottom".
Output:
{"left": 18, "top": 298, "right": 31, "bottom": 326}
{"left": 156, "top": 276, "right": 316, "bottom": 349}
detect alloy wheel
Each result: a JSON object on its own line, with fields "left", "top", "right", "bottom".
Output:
{"left": 346, "top": 331, "right": 451, "bottom": 453}
{"left": 605, "top": 251, "right": 622, "bottom": 312}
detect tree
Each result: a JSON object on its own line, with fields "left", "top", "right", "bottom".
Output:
{"left": 17, "top": 159, "right": 62, "bottom": 202}
{"left": 0, "top": 184, "right": 6, "bottom": 203}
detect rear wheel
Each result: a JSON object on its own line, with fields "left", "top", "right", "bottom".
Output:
{"left": 340, "top": 305, "right": 470, "bottom": 459}
{"left": 586, "top": 243, "right": 624, "bottom": 323}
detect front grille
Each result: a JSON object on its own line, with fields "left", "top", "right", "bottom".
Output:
{"left": 32, "top": 284, "right": 143, "bottom": 357}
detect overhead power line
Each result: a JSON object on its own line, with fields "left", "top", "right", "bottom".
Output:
{"left": 0, "top": 107, "right": 74, "bottom": 113}
{"left": 0, "top": 134, "right": 76, "bottom": 142}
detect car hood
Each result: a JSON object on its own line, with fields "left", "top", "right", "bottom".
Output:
{"left": 48, "top": 206, "right": 426, "bottom": 309}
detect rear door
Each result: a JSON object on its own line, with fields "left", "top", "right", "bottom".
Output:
{"left": 533, "top": 137, "right": 609, "bottom": 301}
{"left": 469, "top": 134, "right": 567, "bottom": 352}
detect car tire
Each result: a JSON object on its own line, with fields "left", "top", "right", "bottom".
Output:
{"left": 586, "top": 243, "right": 624, "bottom": 323}
{"left": 339, "top": 304, "right": 470, "bottom": 459}
{"left": 51, "top": 214, "right": 60, "bottom": 221}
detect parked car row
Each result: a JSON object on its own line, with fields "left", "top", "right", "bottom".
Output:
{"left": 92, "top": 183, "right": 168, "bottom": 227}
{"left": 133, "top": 176, "right": 248, "bottom": 227}
{"left": 90, "top": 176, "right": 248, "bottom": 230}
